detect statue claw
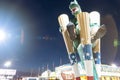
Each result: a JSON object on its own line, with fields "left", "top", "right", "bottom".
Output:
{"left": 91, "top": 24, "right": 107, "bottom": 43}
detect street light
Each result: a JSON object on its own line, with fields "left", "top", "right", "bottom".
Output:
{"left": 0, "top": 29, "right": 6, "bottom": 40}
{"left": 3, "top": 61, "right": 12, "bottom": 79}
{"left": 4, "top": 61, "right": 12, "bottom": 68}
{"left": 0, "top": 29, "right": 6, "bottom": 42}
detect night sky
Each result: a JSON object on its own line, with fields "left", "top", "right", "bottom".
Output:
{"left": 0, "top": 0, "right": 120, "bottom": 72}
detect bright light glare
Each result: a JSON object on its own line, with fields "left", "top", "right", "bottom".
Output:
{"left": 4, "top": 61, "right": 12, "bottom": 68}
{"left": 0, "top": 30, "right": 6, "bottom": 41}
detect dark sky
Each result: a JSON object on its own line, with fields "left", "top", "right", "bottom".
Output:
{"left": 0, "top": 0, "right": 120, "bottom": 72}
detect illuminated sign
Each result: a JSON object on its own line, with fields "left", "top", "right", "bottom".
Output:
{"left": 0, "top": 69, "right": 16, "bottom": 75}
{"left": 101, "top": 65, "right": 120, "bottom": 72}
{"left": 101, "top": 65, "right": 120, "bottom": 76}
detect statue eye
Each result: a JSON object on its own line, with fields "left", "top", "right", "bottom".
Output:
{"left": 72, "top": 8, "right": 76, "bottom": 12}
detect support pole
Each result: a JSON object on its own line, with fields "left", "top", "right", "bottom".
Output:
{"left": 90, "top": 11, "right": 101, "bottom": 80}
{"left": 77, "top": 12, "right": 94, "bottom": 80}
{"left": 58, "top": 14, "right": 80, "bottom": 79}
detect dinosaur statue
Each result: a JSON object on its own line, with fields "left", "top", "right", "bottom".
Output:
{"left": 58, "top": 0, "right": 106, "bottom": 80}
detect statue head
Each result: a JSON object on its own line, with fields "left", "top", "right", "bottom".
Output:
{"left": 69, "top": 0, "right": 82, "bottom": 17}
